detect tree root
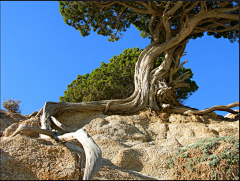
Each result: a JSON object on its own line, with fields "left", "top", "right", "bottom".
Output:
{"left": 7, "top": 119, "right": 102, "bottom": 180}
{"left": 183, "top": 102, "right": 239, "bottom": 115}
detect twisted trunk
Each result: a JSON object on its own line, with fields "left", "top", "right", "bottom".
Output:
{"left": 40, "top": 42, "right": 188, "bottom": 131}
{"left": 40, "top": 10, "right": 210, "bottom": 131}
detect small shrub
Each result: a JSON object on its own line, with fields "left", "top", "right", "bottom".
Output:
{"left": 169, "top": 136, "right": 239, "bottom": 180}
{"left": 2, "top": 98, "right": 21, "bottom": 114}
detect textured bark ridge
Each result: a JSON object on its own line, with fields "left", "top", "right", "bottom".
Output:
{"left": 8, "top": 118, "right": 102, "bottom": 180}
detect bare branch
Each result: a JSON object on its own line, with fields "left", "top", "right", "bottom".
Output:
{"left": 212, "top": 21, "right": 232, "bottom": 28}
{"left": 216, "top": 5, "right": 239, "bottom": 13}
{"left": 185, "top": 1, "right": 200, "bottom": 14}
{"left": 35, "top": 107, "right": 43, "bottom": 117}
{"left": 149, "top": 14, "right": 157, "bottom": 35}
{"left": 194, "top": 24, "right": 239, "bottom": 33}
{"left": 8, "top": 124, "right": 57, "bottom": 138}
{"left": 193, "top": 19, "right": 237, "bottom": 34}
{"left": 174, "top": 71, "right": 190, "bottom": 81}
{"left": 200, "top": 1, "right": 206, "bottom": 13}
{"left": 184, "top": 102, "right": 239, "bottom": 115}
{"left": 117, "top": 1, "right": 149, "bottom": 14}
{"left": 165, "top": 1, "right": 183, "bottom": 16}
{"left": 163, "top": 1, "right": 170, "bottom": 16}
{"left": 172, "top": 82, "right": 190, "bottom": 90}
{"left": 172, "top": 59, "right": 188, "bottom": 76}
{"left": 8, "top": 123, "right": 102, "bottom": 180}
{"left": 183, "top": 1, "right": 191, "bottom": 9}
{"left": 148, "top": 1, "right": 153, "bottom": 11}
{"left": 137, "top": 1, "right": 150, "bottom": 11}
{"left": 162, "top": 15, "right": 172, "bottom": 41}
{"left": 51, "top": 116, "right": 73, "bottom": 132}
{"left": 218, "top": 1, "right": 230, "bottom": 8}
{"left": 208, "top": 12, "right": 239, "bottom": 20}
{"left": 92, "top": 1, "right": 150, "bottom": 14}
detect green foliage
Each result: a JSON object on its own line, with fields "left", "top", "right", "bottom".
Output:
{"left": 60, "top": 47, "right": 198, "bottom": 103}
{"left": 58, "top": 1, "right": 239, "bottom": 43}
{"left": 2, "top": 98, "right": 21, "bottom": 114}
{"left": 205, "top": 1, "right": 239, "bottom": 43}
{"left": 169, "top": 136, "right": 239, "bottom": 180}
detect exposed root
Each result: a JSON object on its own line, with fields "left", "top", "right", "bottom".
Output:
{"left": 7, "top": 120, "right": 102, "bottom": 180}
{"left": 184, "top": 102, "right": 239, "bottom": 115}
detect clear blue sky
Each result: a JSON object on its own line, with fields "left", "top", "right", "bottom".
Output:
{"left": 1, "top": 1, "right": 239, "bottom": 116}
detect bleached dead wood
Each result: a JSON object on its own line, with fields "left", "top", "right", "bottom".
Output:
{"left": 35, "top": 107, "right": 43, "bottom": 117}
{"left": 8, "top": 122, "right": 102, "bottom": 180}
{"left": 183, "top": 102, "right": 239, "bottom": 115}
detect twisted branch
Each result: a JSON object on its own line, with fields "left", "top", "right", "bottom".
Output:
{"left": 184, "top": 102, "right": 239, "bottom": 115}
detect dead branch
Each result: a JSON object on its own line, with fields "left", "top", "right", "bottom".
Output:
{"left": 28, "top": 111, "right": 39, "bottom": 118}
{"left": 7, "top": 122, "right": 102, "bottom": 180}
{"left": 51, "top": 116, "right": 73, "bottom": 132}
{"left": 172, "top": 59, "right": 188, "bottom": 76}
{"left": 8, "top": 124, "right": 57, "bottom": 138}
{"left": 184, "top": 102, "right": 239, "bottom": 115}
{"left": 35, "top": 107, "right": 43, "bottom": 117}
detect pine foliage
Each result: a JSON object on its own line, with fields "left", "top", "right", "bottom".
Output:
{"left": 59, "top": 1, "right": 239, "bottom": 43}
{"left": 60, "top": 48, "right": 198, "bottom": 103}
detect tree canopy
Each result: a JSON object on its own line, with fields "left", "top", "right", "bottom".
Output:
{"left": 60, "top": 47, "right": 198, "bottom": 104}
{"left": 59, "top": 1, "right": 239, "bottom": 43}
{"left": 55, "top": 1, "right": 239, "bottom": 114}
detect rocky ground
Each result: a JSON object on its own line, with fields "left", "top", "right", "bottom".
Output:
{"left": 0, "top": 107, "right": 239, "bottom": 180}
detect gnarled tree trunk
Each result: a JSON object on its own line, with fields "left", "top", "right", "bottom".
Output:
{"left": 40, "top": 13, "right": 196, "bottom": 131}
{"left": 40, "top": 3, "right": 239, "bottom": 131}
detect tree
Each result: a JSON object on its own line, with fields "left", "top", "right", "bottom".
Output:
{"left": 59, "top": 47, "right": 198, "bottom": 104}
{"left": 40, "top": 1, "right": 239, "bottom": 131}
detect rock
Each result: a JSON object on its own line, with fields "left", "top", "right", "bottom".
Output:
{"left": 83, "top": 116, "right": 148, "bottom": 144}
{"left": 0, "top": 109, "right": 28, "bottom": 136}
{"left": 0, "top": 135, "right": 80, "bottom": 180}
{"left": 3, "top": 117, "right": 41, "bottom": 137}
{"left": 0, "top": 108, "right": 238, "bottom": 180}
{"left": 112, "top": 148, "right": 143, "bottom": 171}
{"left": 224, "top": 109, "right": 239, "bottom": 119}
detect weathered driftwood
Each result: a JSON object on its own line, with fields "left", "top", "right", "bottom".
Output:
{"left": 183, "top": 102, "right": 239, "bottom": 115}
{"left": 8, "top": 121, "right": 102, "bottom": 180}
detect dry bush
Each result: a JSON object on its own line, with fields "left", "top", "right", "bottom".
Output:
{"left": 2, "top": 98, "right": 21, "bottom": 114}
{"left": 169, "top": 136, "right": 239, "bottom": 180}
